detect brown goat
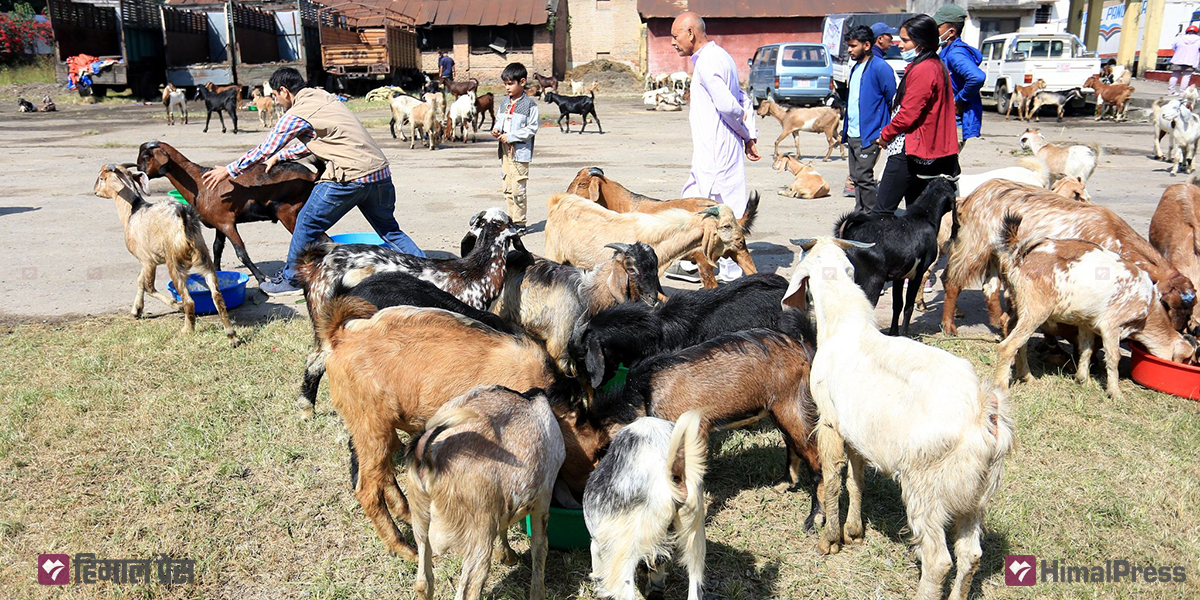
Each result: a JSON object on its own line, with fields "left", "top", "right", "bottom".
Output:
{"left": 771, "top": 154, "right": 830, "bottom": 198}
{"left": 94, "top": 164, "right": 237, "bottom": 345}
{"left": 322, "top": 299, "right": 558, "bottom": 560}
{"left": 250, "top": 87, "right": 280, "bottom": 128}
{"left": 136, "top": 141, "right": 318, "bottom": 283}
{"left": 755, "top": 98, "right": 843, "bottom": 161}
{"left": 1005, "top": 78, "right": 1045, "bottom": 121}
{"left": 1084, "top": 75, "right": 1135, "bottom": 121}
{"left": 1049, "top": 176, "right": 1091, "bottom": 202}
{"left": 532, "top": 72, "right": 558, "bottom": 95}
{"left": 943, "top": 180, "right": 1197, "bottom": 341}
{"left": 1149, "top": 183, "right": 1200, "bottom": 333}
{"left": 474, "top": 91, "right": 495, "bottom": 130}
{"left": 410, "top": 92, "right": 445, "bottom": 151}
{"left": 442, "top": 77, "right": 479, "bottom": 97}
{"left": 564, "top": 167, "right": 759, "bottom": 288}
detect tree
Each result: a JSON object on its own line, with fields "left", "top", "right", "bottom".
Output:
{"left": 0, "top": 2, "right": 52, "bottom": 60}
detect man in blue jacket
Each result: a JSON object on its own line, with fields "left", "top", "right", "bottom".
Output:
{"left": 842, "top": 25, "right": 896, "bottom": 212}
{"left": 870, "top": 22, "right": 898, "bottom": 60}
{"left": 934, "top": 4, "right": 984, "bottom": 147}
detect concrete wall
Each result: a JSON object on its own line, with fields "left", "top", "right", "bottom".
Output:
{"left": 568, "top": 0, "right": 643, "bottom": 70}
{"left": 646, "top": 17, "right": 823, "bottom": 82}
{"left": 418, "top": 25, "right": 557, "bottom": 81}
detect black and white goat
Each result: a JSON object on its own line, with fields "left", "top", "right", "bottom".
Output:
{"left": 833, "top": 176, "right": 957, "bottom": 335}
{"left": 542, "top": 90, "right": 603, "bottom": 134}
{"left": 584, "top": 411, "right": 706, "bottom": 600}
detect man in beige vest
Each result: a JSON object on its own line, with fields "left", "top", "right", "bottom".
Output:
{"left": 202, "top": 67, "right": 423, "bottom": 295}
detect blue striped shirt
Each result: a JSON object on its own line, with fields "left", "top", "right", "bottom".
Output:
{"left": 225, "top": 114, "right": 391, "bottom": 183}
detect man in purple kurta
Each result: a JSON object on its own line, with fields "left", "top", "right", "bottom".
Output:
{"left": 671, "top": 12, "right": 759, "bottom": 282}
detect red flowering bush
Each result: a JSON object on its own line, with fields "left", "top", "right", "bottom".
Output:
{"left": 0, "top": 10, "right": 52, "bottom": 59}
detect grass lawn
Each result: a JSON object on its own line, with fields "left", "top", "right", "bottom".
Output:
{"left": 1, "top": 314, "right": 1198, "bottom": 599}
{"left": 0, "top": 58, "right": 54, "bottom": 87}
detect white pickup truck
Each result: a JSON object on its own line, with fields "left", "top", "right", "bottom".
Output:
{"left": 979, "top": 33, "right": 1101, "bottom": 114}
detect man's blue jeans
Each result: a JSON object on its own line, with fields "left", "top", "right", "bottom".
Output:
{"left": 282, "top": 178, "right": 424, "bottom": 283}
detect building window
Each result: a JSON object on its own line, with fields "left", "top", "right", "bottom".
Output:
{"left": 1034, "top": 5, "right": 1052, "bottom": 24}
{"left": 418, "top": 27, "right": 454, "bottom": 51}
{"left": 470, "top": 25, "right": 535, "bottom": 53}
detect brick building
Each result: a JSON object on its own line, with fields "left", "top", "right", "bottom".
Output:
{"left": 566, "top": 0, "right": 645, "bottom": 70}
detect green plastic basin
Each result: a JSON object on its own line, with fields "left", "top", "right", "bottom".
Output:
{"left": 167, "top": 190, "right": 188, "bottom": 205}
{"left": 523, "top": 506, "right": 590, "bottom": 550}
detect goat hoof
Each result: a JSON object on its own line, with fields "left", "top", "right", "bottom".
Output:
{"left": 296, "top": 398, "right": 315, "bottom": 420}
{"left": 843, "top": 522, "right": 864, "bottom": 543}
{"left": 389, "top": 542, "right": 419, "bottom": 562}
{"left": 817, "top": 537, "right": 841, "bottom": 555}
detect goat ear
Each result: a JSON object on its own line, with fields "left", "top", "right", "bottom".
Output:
{"left": 588, "top": 176, "right": 601, "bottom": 201}
{"left": 585, "top": 335, "right": 606, "bottom": 390}
{"left": 782, "top": 276, "right": 809, "bottom": 312}
{"left": 460, "top": 232, "right": 477, "bottom": 257}
{"left": 134, "top": 172, "right": 151, "bottom": 196}
{"left": 696, "top": 206, "right": 721, "bottom": 218}
{"left": 606, "top": 260, "right": 631, "bottom": 302}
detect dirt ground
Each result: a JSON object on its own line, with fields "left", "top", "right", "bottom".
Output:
{"left": 0, "top": 90, "right": 1178, "bottom": 335}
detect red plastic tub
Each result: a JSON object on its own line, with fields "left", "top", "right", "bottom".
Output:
{"left": 1129, "top": 342, "right": 1200, "bottom": 400}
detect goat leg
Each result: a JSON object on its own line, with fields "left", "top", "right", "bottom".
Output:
{"left": 297, "top": 350, "right": 327, "bottom": 419}
{"left": 689, "top": 250, "right": 719, "bottom": 289}
{"left": 204, "top": 109, "right": 212, "bottom": 133}
{"left": 528, "top": 495, "right": 551, "bottom": 600}
{"left": 889, "top": 278, "right": 904, "bottom": 336}
{"left": 133, "top": 263, "right": 153, "bottom": 317}
{"left": 212, "top": 231, "right": 226, "bottom": 271}
{"left": 231, "top": 109, "right": 238, "bottom": 134}
{"left": 771, "top": 401, "right": 824, "bottom": 532}
{"left": 941, "top": 279, "right": 962, "bottom": 335}
{"left": 592, "top": 110, "right": 602, "bottom": 134}
{"left": 815, "top": 422, "right": 846, "bottom": 555}
{"left": 842, "top": 448, "right": 865, "bottom": 544}
{"left": 219, "top": 225, "right": 268, "bottom": 283}
{"left": 200, "top": 264, "right": 239, "bottom": 346}
{"left": 167, "top": 264, "right": 196, "bottom": 335}
{"left": 902, "top": 266, "right": 928, "bottom": 335}
{"left": 217, "top": 110, "right": 228, "bottom": 134}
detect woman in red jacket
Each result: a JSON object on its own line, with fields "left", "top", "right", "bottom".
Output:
{"left": 873, "top": 14, "right": 960, "bottom": 216}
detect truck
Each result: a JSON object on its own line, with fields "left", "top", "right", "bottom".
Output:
{"left": 1095, "top": 0, "right": 1200, "bottom": 70}
{"left": 317, "top": 5, "right": 420, "bottom": 92}
{"left": 230, "top": 0, "right": 323, "bottom": 89}
{"left": 161, "top": 2, "right": 235, "bottom": 88}
{"left": 823, "top": 12, "right": 916, "bottom": 96}
{"left": 979, "top": 33, "right": 1100, "bottom": 114}
{"left": 46, "top": 0, "right": 165, "bottom": 97}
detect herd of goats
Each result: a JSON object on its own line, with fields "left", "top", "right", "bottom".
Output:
{"left": 76, "top": 70, "right": 1200, "bottom": 600}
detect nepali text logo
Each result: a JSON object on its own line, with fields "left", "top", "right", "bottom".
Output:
{"left": 38, "top": 554, "right": 69, "bottom": 585}
{"left": 1005, "top": 555, "right": 1035, "bottom": 586}
{"left": 37, "top": 553, "right": 195, "bottom": 585}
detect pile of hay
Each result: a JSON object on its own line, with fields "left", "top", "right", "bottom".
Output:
{"left": 565, "top": 59, "right": 643, "bottom": 93}
{"left": 365, "top": 86, "right": 403, "bottom": 103}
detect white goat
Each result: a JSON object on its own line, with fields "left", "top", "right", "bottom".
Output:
{"left": 584, "top": 411, "right": 706, "bottom": 600}
{"left": 569, "top": 78, "right": 585, "bottom": 95}
{"left": 162, "top": 84, "right": 188, "bottom": 125}
{"left": 1170, "top": 103, "right": 1200, "bottom": 176}
{"left": 669, "top": 71, "right": 691, "bottom": 91}
{"left": 783, "top": 237, "right": 1013, "bottom": 600}
{"left": 1153, "top": 96, "right": 1187, "bottom": 161}
{"left": 956, "top": 157, "right": 1050, "bottom": 198}
{"left": 448, "top": 90, "right": 478, "bottom": 143}
{"left": 1018, "top": 128, "right": 1098, "bottom": 182}
{"left": 389, "top": 94, "right": 423, "bottom": 141}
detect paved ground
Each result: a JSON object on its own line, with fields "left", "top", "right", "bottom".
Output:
{"left": 0, "top": 91, "right": 1183, "bottom": 336}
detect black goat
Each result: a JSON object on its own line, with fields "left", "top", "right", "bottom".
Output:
{"left": 831, "top": 176, "right": 957, "bottom": 336}
{"left": 394, "top": 68, "right": 427, "bottom": 94}
{"left": 197, "top": 86, "right": 238, "bottom": 134}
{"left": 543, "top": 90, "right": 603, "bottom": 134}
{"left": 17, "top": 97, "right": 36, "bottom": 113}
{"left": 569, "top": 273, "right": 817, "bottom": 388}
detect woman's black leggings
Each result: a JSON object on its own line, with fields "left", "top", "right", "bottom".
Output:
{"left": 872, "top": 153, "right": 961, "bottom": 215}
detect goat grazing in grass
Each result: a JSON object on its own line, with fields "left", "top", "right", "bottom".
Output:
{"left": 584, "top": 411, "right": 706, "bottom": 600}
{"left": 784, "top": 237, "right": 1013, "bottom": 600}
{"left": 1150, "top": 182, "right": 1200, "bottom": 334}
{"left": 564, "top": 167, "right": 759, "bottom": 288}
{"left": 834, "top": 177, "right": 957, "bottom": 335}
{"left": 755, "top": 98, "right": 843, "bottom": 161}
{"left": 993, "top": 214, "right": 1198, "bottom": 399}
{"left": 1005, "top": 78, "right": 1045, "bottom": 121}
{"left": 1018, "top": 129, "right": 1098, "bottom": 183}
{"left": 1084, "top": 75, "right": 1135, "bottom": 121}
{"left": 543, "top": 90, "right": 603, "bottom": 134}
{"left": 137, "top": 141, "right": 317, "bottom": 283}
{"left": 196, "top": 84, "right": 239, "bottom": 134}
{"left": 163, "top": 83, "right": 187, "bottom": 125}
{"left": 772, "top": 154, "right": 830, "bottom": 198}
{"left": 493, "top": 242, "right": 664, "bottom": 377}
{"left": 94, "top": 164, "right": 237, "bottom": 346}
{"left": 408, "top": 386, "right": 563, "bottom": 600}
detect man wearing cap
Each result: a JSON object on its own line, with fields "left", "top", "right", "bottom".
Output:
{"left": 934, "top": 4, "right": 984, "bottom": 148}
{"left": 871, "top": 22, "right": 898, "bottom": 59}
{"left": 1170, "top": 25, "right": 1200, "bottom": 94}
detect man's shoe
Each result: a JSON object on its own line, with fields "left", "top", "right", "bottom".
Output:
{"left": 665, "top": 263, "right": 701, "bottom": 283}
{"left": 261, "top": 275, "right": 303, "bottom": 296}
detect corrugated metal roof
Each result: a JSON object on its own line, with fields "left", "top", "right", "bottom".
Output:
{"left": 637, "top": 0, "right": 906, "bottom": 19}
{"left": 165, "top": 1, "right": 552, "bottom": 25}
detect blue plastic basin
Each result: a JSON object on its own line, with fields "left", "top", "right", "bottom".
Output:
{"left": 167, "top": 271, "right": 249, "bottom": 315}
{"left": 330, "top": 232, "right": 387, "bottom": 246}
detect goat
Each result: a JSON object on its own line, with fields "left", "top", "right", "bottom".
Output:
{"left": 993, "top": 214, "right": 1198, "bottom": 399}
{"left": 942, "top": 180, "right": 1197, "bottom": 340}
{"left": 1018, "top": 128, "right": 1098, "bottom": 182}
{"left": 545, "top": 193, "right": 729, "bottom": 278}
{"left": 669, "top": 70, "right": 690, "bottom": 91}
{"left": 755, "top": 98, "right": 843, "bottom": 161}
{"left": 409, "top": 92, "right": 445, "bottom": 150}
{"left": 493, "top": 242, "right": 664, "bottom": 377}
{"left": 564, "top": 167, "right": 759, "bottom": 288}
{"left": 40, "top": 95, "right": 56, "bottom": 112}
{"left": 93, "top": 164, "right": 237, "bottom": 346}
{"left": 1084, "top": 75, "right": 1135, "bottom": 121}
{"left": 1049, "top": 176, "right": 1091, "bottom": 202}
{"left": 202, "top": 81, "right": 242, "bottom": 101}
{"left": 542, "top": 90, "right": 603, "bottom": 134}
{"left": 957, "top": 157, "right": 1050, "bottom": 198}
{"left": 1005, "top": 78, "right": 1045, "bottom": 121}
{"left": 1026, "top": 87, "right": 1082, "bottom": 122}
{"left": 441, "top": 77, "right": 479, "bottom": 97}
{"left": 783, "top": 237, "right": 1014, "bottom": 600}
{"left": 474, "top": 91, "right": 495, "bottom": 131}
{"left": 294, "top": 208, "right": 525, "bottom": 417}
{"left": 834, "top": 177, "right": 957, "bottom": 335}
{"left": 772, "top": 154, "right": 830, "bottom": 198}
{"left": 1153, "top": 96, "right": 1187, "bottom": 161}
{"left": 16, "top": 97, "right": 35, "bottom": 113}
{"left": 395, "top": 67, "right": 427, "bottom": 94}
{"left": 1170, "top": 102, "right": 1200, "bottom": 176}
{"left": 643, "top": 86, "right": 671, "bottom": 107}
{"left": 388, "top": 93, "right": 423, "bottom": 140}
{"left": 532, "top": 72, "right": 558, "bottom": 95}
{"left": 408, "top": 386, "right": 563, "bottom": 600}
{"left": 323, "top": 299, "right": 560, "bottom": 560}
{"left": 163, "top": 83, "right": 187, "bottom": 125}
{"left": 448, "top": 90, "right": 477, "bottom": 143}
{"left": 196, "top": 85, "right": 239, "bottom": 134}
{"left": 137, "top": 141, "right": 317, "bottom": 283}
{"left": 584, "top": 412, "right": 706, "bottom": 600}
{"left": 1150, "top": 183, "right": 1200, "bottom": 334}
{"left": 250, "top": 87, "right": 280, "bottom": 128}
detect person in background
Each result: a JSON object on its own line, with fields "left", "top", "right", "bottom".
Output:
{"left": 202, "top": 67, "right": 424, "bottom": 296}
{"left": 933, "top": 4, "right": 984, "bottom": 148}
{"left": 842, "top": 25, "right": 896, "bottom": 213}
{"left": 438, "top": 50, "right": 455, "bottom": 82}
{"left": 874, "top": 15, "right": 960, "bottom": 217}
{"left": 491, "top": 62, "right": 538, "bottom": 227}
{"left": 871, "top": 22, "right": 899, "bottom": 59}
{"left": 1100, "top": 58, "right": 1117, "bottom": 85}
{"left": 666, "top": 11, "right": 759, "bottom": 284}
{"left": 1169, "top": 25, "right": 1200, "bottom": 94}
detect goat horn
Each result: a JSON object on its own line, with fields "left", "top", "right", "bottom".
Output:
{"left": 790, "top": 238, "right": 818, "bottom": 251}
{"left": 604, "top": 242, "right": 632, "bottom": 254}
{"left": 697, "top": 206, "right": 722, "bottom": 217}
{"left": 588, "top": 167, "right": 605, "bottom": 177}
{"left": 834, "top": 238, "right": 875, "bottom": 249}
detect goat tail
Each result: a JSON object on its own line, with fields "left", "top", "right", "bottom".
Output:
{"left": 667, "top": 410, "right": 707, "bottom": 509}
{"left": 978, "top": 385, "right": 1015, "bottom": 510}
{"left": 740, "top": 190, "right": 760, "bottom": 234}
{"left": 319, "top": 296, "right": 378, "bottom": 351}
{"left": 406, "top": 408, "right": 480, "bottom": 491}
{"left": 1016, "top": 155, "right": 1051, "bottom": 188}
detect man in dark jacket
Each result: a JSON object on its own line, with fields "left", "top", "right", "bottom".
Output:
{"left": 871, "top": 22, "right": 898, "bottom": 60}
{"left": 934, "top": 4, "right": 984, "bottom": 147}
{"left": 842, "top": 25, "right": 897, "bottom": 212}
